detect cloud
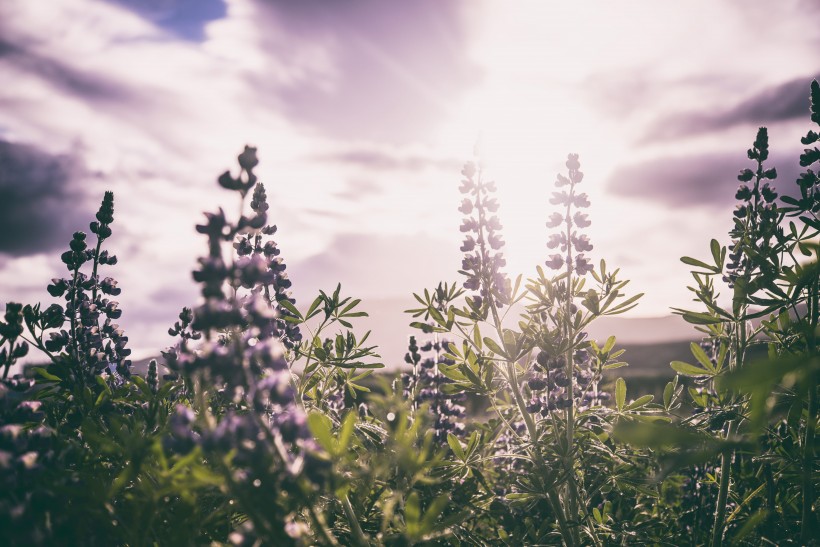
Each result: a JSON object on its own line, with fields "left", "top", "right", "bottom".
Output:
{"left": 288, "top": 232, "right": 459, "bottom": 301}
{"left": 644, "top": 75, "right": 820, "bottom": 141}
{"left": 243, "top": 0, "right": 481, "bottom": 143}
{"left": 333, "top": 178, "right": 383, "bottom": 201}
{"left": 0, "top": 38, "right": 133, "bottom": 103}
{"left": 316, "top": 148, "right": 460, "bottom": 172}
{"left": 0, "top": 140, "right": 91, "bottom": 256}
{"left": 606, "top": 149, "right": 804, "bottom": 208}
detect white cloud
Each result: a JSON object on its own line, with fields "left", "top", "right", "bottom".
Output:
{"left": 0, "top": 0, "right": 818, "bottom": 359}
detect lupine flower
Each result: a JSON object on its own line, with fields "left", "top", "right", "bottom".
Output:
{"left": 544, "top": 154, "right": 594, "bottom": 276}
{"left": 231, "top": 183, "right": 302, "bottom": 349}
{"left": 725, "top": 128, "right": 780, "bottom": 286}
{"left": 457, "top": 160, "right": 512, "bottom": 309}
{"left": 42, "top": 192, "right": 131, "bottom": 380}
{"left": 525, "top": 329, "right": 605, "bottom": 416}
{"left": 163, "top": 148, "right": 329, "bottom": 537}
{"left": 781, "top": 80, "right": 820, "bottom": 221}
{"left": 402, "top": 335, "right": 466, "bottom": 443}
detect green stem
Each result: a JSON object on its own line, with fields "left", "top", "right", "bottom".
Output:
{"left": 506, "top": 361, "right": 538, "bottom": 444}
{"left": 710, "top": 420, "right": 737, "bottom": 547}
{"left": 800, "top": 276, "right": 818, "bottom": 543}
{"left": 505, "top": 361, "right": 576, "bottom": 546}
{"left": 90, "top": 235, "right": 104, "bottom": 303}
{"left": 562, "top": 183, "right": 581, "bottom": 541}
{"left": 341, "top": 494, "right": 368, "bottom": 546}
{"left": 547, "top": 490, "right": 575, "bottom": 547}
{"left": 712, "top": 317, "right": 746, "bottom": 547}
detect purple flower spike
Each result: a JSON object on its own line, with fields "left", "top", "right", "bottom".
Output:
{"left": 456, "top": 158, "right": 511, "bottom": 308}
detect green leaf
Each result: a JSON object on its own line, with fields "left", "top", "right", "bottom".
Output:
{"left": 339, "top": 298, "right": 361, "bottom": 315}
{"left": 466, "top": 431, "right": 480, "bottom": 456}
{"left": 420, "top": 494, "right": 450, "bottom": 534}
{"left": 338, "top": 411, "right": 356, "bottom": 453}
{"left": 675, "top": 311, "right": 725, "bottom": 325}
{"left": 689, "top": 342, "right": 716, "bottom": 373}
{"left": 624, "top": 394, "right": 653, "bottom": 410}
{"left": 278, "top": 298, "right": 302, "bottom": 319}
{"left": 32, "top": 367, "right": 60, "bottom": 382}
{"left": 447, "top": 433, "right": 465, "bottom": 460}
{"left": 710, "top": 239, "right": 723, "bottom": 269}
{"left": 405, "top": 491, "right": 421, "bottom": 531}
{"left": 483, "top": 337, "right": 506, "bottom": 358}
{"left": 605, "top": 293, "right": 644, "bottom": 315}
{"left": 429, "top": 307, "right": 446, "bottom": 326}
{"left": 663, "top": 381, "right": 674, "bottom": 409}
{"left": 307, "top": 412, "right": 334, "bottom": 452}
{"left": 131, "top": 375, "right": 153, "bottom": 397}
{"left": 615, "top": 377, "right": 626, "bottom": 411}
{"left": 305, "top": 296, "right": 323, "bottom": 318}
{"left": 681, "top": 256, "right": 718, "bottom": 272}
{"left": 671, "top": 360, "right": 711, "bottom": 377}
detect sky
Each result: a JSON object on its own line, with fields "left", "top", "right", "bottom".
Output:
{"left": 1, "top": 0, "right": 819, "bottom": 365}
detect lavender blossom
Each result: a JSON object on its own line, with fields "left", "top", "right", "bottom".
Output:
{"left": 42, "top": 192, "right": 131, "bottom": 381}
{"left": 457, "top": 161, "right": 512, "bottom": 310}
{"left": 725, "top": 128, "right": 780, "bottom": 286}
{"left": 544, "top": 154, "right": 594, "bottom": 276}
{"left": 402, "top": 335, "right": 466, "bottom": 443}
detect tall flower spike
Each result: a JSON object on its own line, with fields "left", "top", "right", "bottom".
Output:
{"left": 457, "top": 160, "right": 511, "bottom": 309}
{"left": 782, "top": 80, "right": 820, "bottom": 220}
{"left": 233, "top": 183, "right": 301, "bottom": 349}
{"left": 545, "top": 153, "right": 593, "bottom": 276}
{"left": 725, "top": 128, "right": 779, "bottom": 286}
{"left": 46, "top": 192, "right": 131, "bottom": 380}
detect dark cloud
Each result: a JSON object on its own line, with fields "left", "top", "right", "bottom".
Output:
{"left": 645, "top": 75, "right": 820, "bottom": 141}
{"left": 251, "top": 0, "right": 481, "bottom": 143}
{"left": 318, "top": 149, "right": 460, "bottom": 172}
{"left": 606, "top": 149, "right": 804, "bottom": 208}
{"left": 0, "top": 140, "right": 90, "bottom": 256}
{"left": 0, "top": 39, "right": 131, "bottom": 102}
{"left": 105, "top": 0, "right": 227, "bottom": 41}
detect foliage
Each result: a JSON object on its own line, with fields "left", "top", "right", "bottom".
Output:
{"left": 0, "top": 81, "right": 818, "bottom": 546}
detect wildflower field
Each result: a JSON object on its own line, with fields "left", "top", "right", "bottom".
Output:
{"left": 1, "top": 61, "right": 819, "bottom": 546}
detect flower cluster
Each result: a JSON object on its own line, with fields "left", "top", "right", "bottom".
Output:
{"left": 0, "top": 303, "right": 29, "bottom": 379}
{"left": 725, "top": 128, "right": 780, "bottom": 286}
{"left": 544, "top": 154, "right": 593, "bottom": 276}
{"left": 458, "top": 161, "right": 511, "bottom": 309}
{"left": 524, "top": 334, "right": 608, "bottom": 415}
{"left": 44, "top": 192, "right": 131, "bottom": 380}
{"left": 402, "top": 335, "right": 466, "bottom": 442}
{"left": 783, "top": 80, "right": 820, "bottom": 219}
{"left": 233, "top": 183, "right": 302, "bottom": 349}
{"left": 164, "top": 147, "right": 290, "bottom": 391}
{"left": 163, "top": 147, "right": 330, "bottom": 544}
